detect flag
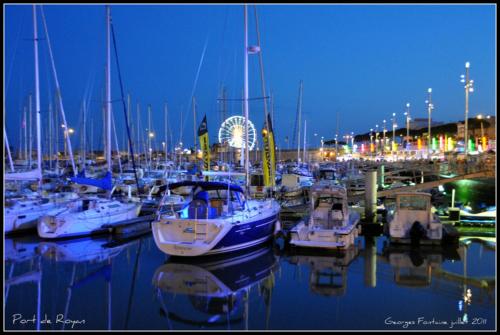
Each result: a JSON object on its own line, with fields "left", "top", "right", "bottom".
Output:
{"left": 262, "top": 113, "right": 276, "bottom": 188}
{"left": 198, "top": 115, "right": 210, "bottom": 181}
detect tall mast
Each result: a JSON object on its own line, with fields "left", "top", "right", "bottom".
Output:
{"left": 4, "top": 128, "right": 15, "bottom": 172}
{"left": 127, "top": 94, "right": 130, "bottom": 159}
{"left": 303, "top": 119, "right": 307, "bottom": 163}
{"left": 192, "top": 96, "right": 197, "bottom": 153}
{"left": 48, "top": 102, "right": 52, "bottom": 169}
{"left": 82, "top": 99, "right": 86, "bottom": 167}
{"left": 243, "top": 4, "right": 249, "bottom": 193}
{"left": 297, "top": 80, "right": 303, "bottom": 164}
{"left": 23, "top": 106, "right": 27, "bottom": 163}
{"left": 148, "top": 104, "right": 152, "bottom": 169}
{"left": 29, "top": 94, "right": 32, "bottom": 167}
{"left": 105, "top": 5, "right": 112, "bottom": 172}
{"left": 33, "top": 5, "right": 42, "bottom": 182}
{"left": 164, "top": 102, "right": 168, "bottom": 164}
{"left": 40, "top": 5, "right": 76, "bottom": 176}
{"left": 136, "top": 103, "right": 140, "bottom": 165}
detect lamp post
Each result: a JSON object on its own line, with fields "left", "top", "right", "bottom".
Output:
{"left": 404, "top": 103, "right": 410, "bottom": 151}
{"left": 461, "top": 62, "right": 474, "bottom": 155}
{"left": 320, "top": 136, "right": 324, "bottom": 160}
{"left": 382, "top": 120, "right": 387, "bottom": 154}
{"left": 370, "top": 128, "right": 373, "bottom": 155}
{"left": 392, "top": 113, "right": 397, "bottom": 154}
{"left": 350, "top": 132, "right": 354, "bottom": 152}
{"left": 334, "top": 134, "right": 338, "bottom": 157}
{"left": 375, "top": 124, "right": 379, "bottom": 154}
{"left": 426, "top": 88, "right": 433, "bottom": 155}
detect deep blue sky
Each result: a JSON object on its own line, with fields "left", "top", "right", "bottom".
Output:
{"left": 4, "top": 4, "right": 496, "bottom": 152}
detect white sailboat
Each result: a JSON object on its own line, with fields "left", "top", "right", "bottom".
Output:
{"left": 37, "top": 6, "right": 141, "bottom": 239}
{"left": 152, "top": 5, "right": 280, "bottom": 257}
{"left": 5, "top": 5, "right": 79, "bottom": 234}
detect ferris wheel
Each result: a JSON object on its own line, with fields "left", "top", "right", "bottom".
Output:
{"left": 218, "top": 116, "right": 256, "bottom": 150}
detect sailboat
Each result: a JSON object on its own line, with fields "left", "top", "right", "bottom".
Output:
{"left": 152, "top": 5, "right": 280, "bottom": 257}
{"left": 5, "top": 5, "right": 79, "bottom": 234}
{"left": 37, "top": 6, "right": 141, "bottom": 239}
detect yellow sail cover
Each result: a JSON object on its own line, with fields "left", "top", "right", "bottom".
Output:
{"left": 198, "top": 115, "right": 210, "bottom": 180}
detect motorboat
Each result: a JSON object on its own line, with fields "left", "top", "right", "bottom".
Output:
{"left": 386, "top": 192, "right": 443, "bottom": 245}
{"left": 152, "top": 181, "right": 280, "bottom": 256}
{"left": 289, "top": 182, "right": 360, "bottom": 250}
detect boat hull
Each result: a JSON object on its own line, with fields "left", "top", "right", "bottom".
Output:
{"left": 153, "top": 207, "right": 280, "bottom": 257}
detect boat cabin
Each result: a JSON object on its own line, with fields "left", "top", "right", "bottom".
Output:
{"left": 170, "top": 181, "right": 247, "bottom": 220}
{"left": 310, "top": 184, "right": 348, "bottom": 229}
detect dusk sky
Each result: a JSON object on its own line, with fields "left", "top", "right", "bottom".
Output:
{"left": 4, "top": 4, "right": 496, "bottom": 152}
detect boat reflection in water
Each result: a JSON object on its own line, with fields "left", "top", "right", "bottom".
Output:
{"left": 381, "top": 243, "right": 461, "bottom": 287}
{"left": 36, "top": 235, "right": 138, "bottom": 263}
{"left": 37, "top": 236, "right": 143, "bottom": 330}
{"left": 284, "top": 244, "right": 360, "bottom": 296}
{"left": 153, "top": 243, "right": 279, "bottom": 330}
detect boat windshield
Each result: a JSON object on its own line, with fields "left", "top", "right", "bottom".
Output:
{"left": 398, "top": 196, "right": 428, "bottom": 211}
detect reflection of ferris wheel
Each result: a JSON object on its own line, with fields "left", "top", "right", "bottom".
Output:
{"left": 218, "top": 116, "right": 256, "bottom": 150}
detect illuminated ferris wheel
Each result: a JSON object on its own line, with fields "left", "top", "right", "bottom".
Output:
{"left": 218, "top": 116, "right": 256, "bottom": 150}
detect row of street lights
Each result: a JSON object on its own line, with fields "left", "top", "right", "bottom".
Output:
{"left": 364, "top": 61, "right": 476, "bottom": 156}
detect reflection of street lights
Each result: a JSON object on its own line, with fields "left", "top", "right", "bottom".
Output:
{"left": 404, "top": 103, "right": 411, "bottom": 151}
{"left": 461, "top": 62, "right": 474, "bottom": 155}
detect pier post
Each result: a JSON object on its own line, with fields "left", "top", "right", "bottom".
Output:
{"left": 365, "top": 170, "right": 377, "bottom": 222}
{"left": 377, "top": 164, "right": 384, "bottom": 188}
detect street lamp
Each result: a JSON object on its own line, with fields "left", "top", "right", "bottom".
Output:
{"left": 392, "top": 113, "right": 397, "bottom": 153}
{"left": 369, "top": 128, "right": 374, "bottom": 154}
{"left": 382, "top": 120, "right": 387, "bottom": 154}
{"left": 404, "top": 103, "right": 411, "bottom": 151}
{"left": 425, "top": 88, "right": 434, "bottom": 155}
{"left": 461, "top": 62, "right": 474, "bottom": 155}
{"left": 375, "top": 124, "right": 379, "bottom": 154}
{"left": 477, "top": 114, "right": 485, "bottom": 150}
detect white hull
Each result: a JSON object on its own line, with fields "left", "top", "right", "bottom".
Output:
{"left": 153, "top": 199, "right": 280, "bottom": 257}
{"left": 5, "top": 193, "right": 79, "bottom": 234}
{"left": 38, "top": 200, "right": 141, "bottom": 239}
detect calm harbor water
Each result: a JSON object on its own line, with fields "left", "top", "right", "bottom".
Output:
{"left": 4, "top": 178, "right": 496, "bottom": 330}
{"left": 4, "top": 232, "right": 495, "bottom": 331}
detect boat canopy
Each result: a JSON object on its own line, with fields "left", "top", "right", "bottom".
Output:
{"left": 167, "top": 181, "right": 244, "bottom": 194}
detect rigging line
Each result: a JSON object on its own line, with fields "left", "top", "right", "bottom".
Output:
{"left": 180, "top": 34, "right": 209, "bottom": 148}
{"left": 110, "top": 17, "right": 141, "bottom": 194}
{"left": 5, "top": 8, "right": 27, "bottom": 100}
{"left": 216, "top": 6, "right": 229, "bottom": 91}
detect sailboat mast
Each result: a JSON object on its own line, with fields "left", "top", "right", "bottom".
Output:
{"left": 303, "top": 119, "right": 306, "bottom": 163}
{"left": 29, "top": 94, "right": 32, "bottom": 167}
{"left": 4, "top": 128, "right": 15, "bottom": 172}
{"left": 23, "top": 106, "right": 27, "bottom": 163}
{"left": 33, "top": 5, "right": 42, "bottom": 182}
{"left": 164, "top": 102, "right": 168, "bottom": 164}
{"left": 192, "top": 96, "right": 197, "bottom": 153}
{"left": 243, "top": 4, "right": 250, "bottom": 193}
{"left": 106, "top": 5, "right": 112, "bottom": 173}
{"left": 48, "top": 102, "right": 52, "bottom": 169}
{"left": 297, "top": 80, "right": 303, "bottom": 164}
{"left": 40, "top": 5, "right": 76, "bottom": 176}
